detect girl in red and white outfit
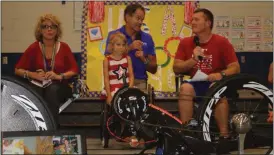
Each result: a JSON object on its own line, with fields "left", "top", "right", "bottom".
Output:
{"left": 103, "top": 32, "right": 138, "bottom": 147}
{"left": 103, "top": 31, "right": 134, "bottom": 105}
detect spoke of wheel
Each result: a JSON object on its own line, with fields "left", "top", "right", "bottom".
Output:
{"left": 251, "top": 99, "right": 264, "bottom": 122}
{"left": 244, "top": 97, "right": 246, "bottom": 114}
{"left": 1, "top": 83, "right": 7, "bottom": 96}
{"left": 247, "top": 99, "right": 252, "bottom": 115}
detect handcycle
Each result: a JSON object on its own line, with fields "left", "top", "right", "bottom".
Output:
{"left": 100, "top": 82, "right": 156, "bottom": 148}
{"left": 102, "top": 73, "right": 273, "bottom": 154}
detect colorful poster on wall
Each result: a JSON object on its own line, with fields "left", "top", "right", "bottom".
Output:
{"left": 82, "top": 1, "right": 192, "bottom": 95}
{"left": 231, "top": 16, "right": 245, "bottom": 51}
{"left": 262, "top": 17, "right": 273, "bottom": 52}
{"left": 232, "top": 16, "right": 245, "bottom": 29}
{"left": 246, "top": 30, "right": 262, "bottom": 41}
{"left": 215, "top": 16, "right": 230, "bottom": 40}
{"left": 215, "top": 16, "right": 230, "bottom": 29}
{"left": 246, "top": 41, "right": 261, "bottom": 51}
{"left": 263, "top": 17, "right": 273, "bottom": 29}
{"left": 263, "top": 39, "right": 273, "bottom": 52}
{"left": 231, "top": 39, "right": 245, "bottom": 51}
{"left": 215, "top": 30, "right": 229, "bottom": 40}
{"left": 231, "top": 30, "right": 245, "bottom": 39}
{"left": 245, "top": 16, "right": 262, "bottom": 51}
{"left": 246, "top": 16, "right": 262, "bottom": 29}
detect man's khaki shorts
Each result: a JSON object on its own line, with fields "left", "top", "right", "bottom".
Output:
{"left": 134, "top": 79, "right": 147, "bottom": 93}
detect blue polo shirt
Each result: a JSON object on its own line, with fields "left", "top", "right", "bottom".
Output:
{"left": 105, "top": 26, "right": 155, "bottom": 80}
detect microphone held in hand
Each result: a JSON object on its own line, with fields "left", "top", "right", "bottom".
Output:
{"left": 135, "top": 31, "right": 147, "bottom": 49}
{"left": 135, "top": 31, "right": 142, "bottom": 41}
{"left": 194, "top": 36, "right": 203, "bottom": 61}
{"left": 198, "top": 56, "right": 203, "bottom": 61}
{"left": 194, "top": 36, "right": 200, "bottom": 46}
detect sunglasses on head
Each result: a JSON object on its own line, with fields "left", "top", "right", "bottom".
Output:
{"left": 41, "top": 24, "right": 58, "bottom": 30}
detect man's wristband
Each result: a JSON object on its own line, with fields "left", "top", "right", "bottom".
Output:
{"left": 220, "top": 71, "right": 226, "bottom": 78}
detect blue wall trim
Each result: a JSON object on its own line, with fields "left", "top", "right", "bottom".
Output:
{"left": 1, "top": 52, "right": 273, "bottom": 87}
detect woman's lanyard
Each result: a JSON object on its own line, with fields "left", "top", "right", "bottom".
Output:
{"left": 41, "top": 43, "right": 56, "bottom": 72}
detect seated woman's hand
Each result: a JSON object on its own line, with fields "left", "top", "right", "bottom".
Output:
{"left": 29, "top": 72, "right": 45, "bottom": 81}
{"left": 36, "top": 69, "right": 45, "bottom": 76}
{"left": 45, "top": 71, "right": 61, "bottom": 80}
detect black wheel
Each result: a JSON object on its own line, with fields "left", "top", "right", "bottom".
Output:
{"left": 100, "top": 102, "right": 110, "bottom": 148}
{"left": 1, "top": 75, "right": 57, "bottom": 131}
{"left": 197, "top": 74, "right": 273, "bottom": 153}
{"left": 112, "top": 86, "right": 149, "bottom": 124}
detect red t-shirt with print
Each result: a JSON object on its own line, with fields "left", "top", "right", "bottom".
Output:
{"left": 175, "top": 34, "right": 238, "bottom": 77}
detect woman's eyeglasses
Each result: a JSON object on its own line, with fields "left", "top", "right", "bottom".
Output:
{"left": 41, "top": 25, "right": 58, "bottom": 30}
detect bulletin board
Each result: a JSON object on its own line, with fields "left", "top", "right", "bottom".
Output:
{"left": 79, "top": 1, "right": 199, "bottom": 98}
{"left": 214, "top": 15, "right": 273, "bottom": 52}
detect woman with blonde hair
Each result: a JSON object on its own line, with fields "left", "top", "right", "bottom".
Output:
{"left": 14, "top": 14, "right": 79, "bottom": 126}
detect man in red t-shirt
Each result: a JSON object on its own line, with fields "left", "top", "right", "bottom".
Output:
{"left": 173, "top": 8, "right": 240, "bottom": 138}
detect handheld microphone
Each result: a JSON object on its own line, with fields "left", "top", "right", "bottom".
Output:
{"left": 194, "top": 36, "right": 203, "bottom": 61}
{"left": 194, "top": 36, "right": 200, "bottom": 46}
{"left": 135, "top": 32, "right": 147, "bottom": 49}
{"left": 135, "top": 32, "right": 141, "bottom": 40}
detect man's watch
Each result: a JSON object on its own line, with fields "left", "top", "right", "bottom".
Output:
{"left": 220, "top": 71, "right": 226, "bottom": 78}
{"left": 144, "top": 57, "right": 150, "bottom": 65}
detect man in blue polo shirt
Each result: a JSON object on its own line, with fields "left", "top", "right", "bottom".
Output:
{"left": 105, "top": 3, "right": 157, "bottom": 92}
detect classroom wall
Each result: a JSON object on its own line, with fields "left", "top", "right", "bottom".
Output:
{"left": 1, "top": 1, "right": 273, "bottom": 85}
{"left": 1, "top": 1, "right": 273, "bottom": 53}
{"left": 203, "top": 1, "right": 272, "bottom": 18}
{"left": 1, "top": 1, "right": 81, "bottom": 53}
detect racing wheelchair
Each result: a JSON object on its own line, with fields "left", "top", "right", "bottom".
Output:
{"left": 101, "top": 73, "right": 273, "bottom": 154}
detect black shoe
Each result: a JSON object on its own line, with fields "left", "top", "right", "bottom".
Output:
{"left": 217, "top": 135, "right": 237, "bottom": 154}
{"left": 218, "top": 135, "right": 237, "bottom": 141}
{"left": 181, "top": 119, "right": 198, "bottom": 137}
